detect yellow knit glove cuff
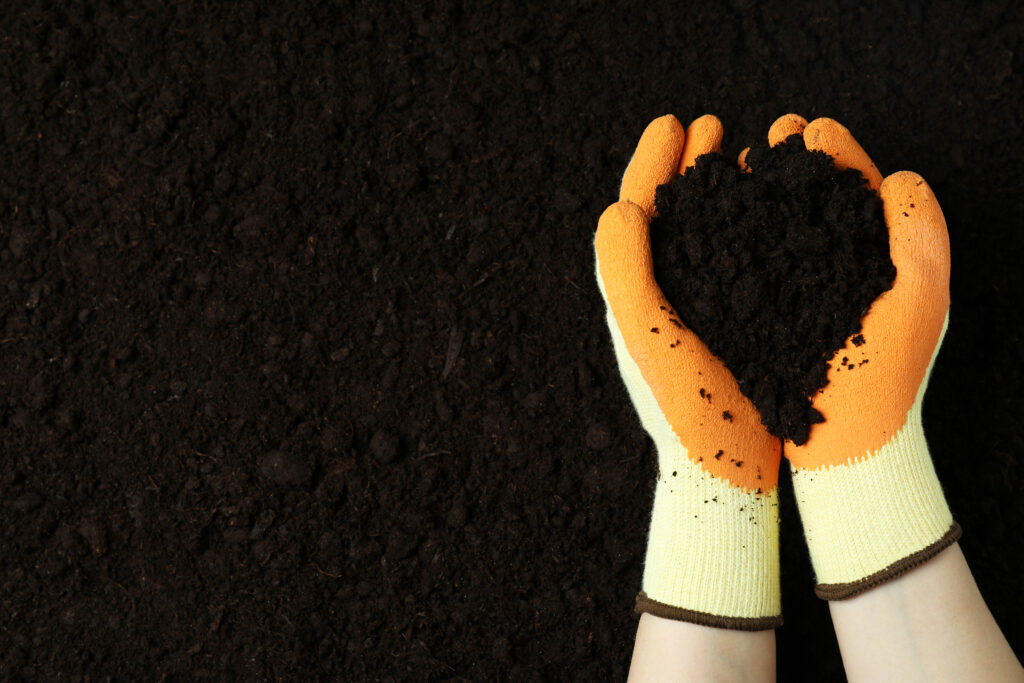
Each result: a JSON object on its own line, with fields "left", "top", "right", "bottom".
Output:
{"left": 605, "top": 298, "right": 782, "bottom": 629}
{"left": 791, "top": 313, "right": 959, "bottom": 599}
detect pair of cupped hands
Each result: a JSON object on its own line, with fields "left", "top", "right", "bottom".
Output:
{"left": 594, "top": 114, "right": 950, "bottom": 490}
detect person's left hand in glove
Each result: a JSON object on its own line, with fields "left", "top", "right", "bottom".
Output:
{"left": 595, "top": 114, "right": 783, "bottom": 679}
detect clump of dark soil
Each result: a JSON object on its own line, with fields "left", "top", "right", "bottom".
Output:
{"left": 651, "top": 137, "right": 896, "bottom": 444}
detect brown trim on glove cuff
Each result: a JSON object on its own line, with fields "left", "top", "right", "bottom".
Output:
{"left": 815, "top": 522, "right": 963, "bottom": 601}
{"left": 634, "top": 592, "right": 783, "bottom": 631}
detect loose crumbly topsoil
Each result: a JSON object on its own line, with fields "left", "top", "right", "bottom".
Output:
{"left": 1, "top": 1, "right": 1021, "bottom": 680}
{"left": 651, "top": 137, "right": 895, "bottom": 445}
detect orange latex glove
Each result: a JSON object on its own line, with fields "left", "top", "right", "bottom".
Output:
{"left": 595, "top": 115, "right": 783, "bottom": 629}
{"left": 766, "top": 114, "right": 959, "bottom": 599}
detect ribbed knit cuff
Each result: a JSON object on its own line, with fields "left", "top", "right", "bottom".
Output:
{"left": 792, "top": 409, "right": 955, "bottom": 599}
{"left": 638, "top": 462, "right": 781, "bottom": 627}
{"left": 635, "top": 592, "right": 783, "bottom": 630}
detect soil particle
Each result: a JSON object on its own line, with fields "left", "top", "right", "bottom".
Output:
{"left": 259, "top": 451, "right": 312, "bottom": 487}
{"left": 78, "top": 519, "right": 108, "bottom": 556}
{"left": 12, "top": 492, "right": 44, "bottom": 513}
{"left": 446, "top": 497, "right": 468, "bottom": 528}
{"left": 586, "top": 422, "right": 613, "bottom": 450}
{"left": 250, "top": 510, "right": 277, "bottom": 540}
{"left": 369, "top": 430, "right": 401, "bottom": 464}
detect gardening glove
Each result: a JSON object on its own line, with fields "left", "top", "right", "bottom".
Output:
{"left": 594, "top": 114, "right": 783, "bottom": 630}
{"left": 771, "top": 114, "right": 959, "bottom": 600}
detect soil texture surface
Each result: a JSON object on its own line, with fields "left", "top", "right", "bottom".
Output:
{"left": 652, "top": 138, "right": 895, "bottom": 445}
{"left": 1, "top": 1, "right": 1022, "bottom": 680}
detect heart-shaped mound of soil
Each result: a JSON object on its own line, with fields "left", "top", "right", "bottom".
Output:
{"left": 649, "top": 135, "right": 896, "bottom": 445}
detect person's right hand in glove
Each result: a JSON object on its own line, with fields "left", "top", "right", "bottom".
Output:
{"left": 760, "top": 112, "right": 960, "bottom": 599}
{"left": 772, "top": 114, "right": 1023, "bottom": 682}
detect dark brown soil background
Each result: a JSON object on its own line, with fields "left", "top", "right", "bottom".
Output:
{"left": 0, "top": 1, "right": 1020, "bottom": 680}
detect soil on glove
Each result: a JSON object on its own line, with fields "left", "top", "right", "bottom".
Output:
{"left": 650, "top": 138, "right": 896, "bottom": 445}
{"left": 1, "top": 1, "right": 1022, "bottom": 681}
